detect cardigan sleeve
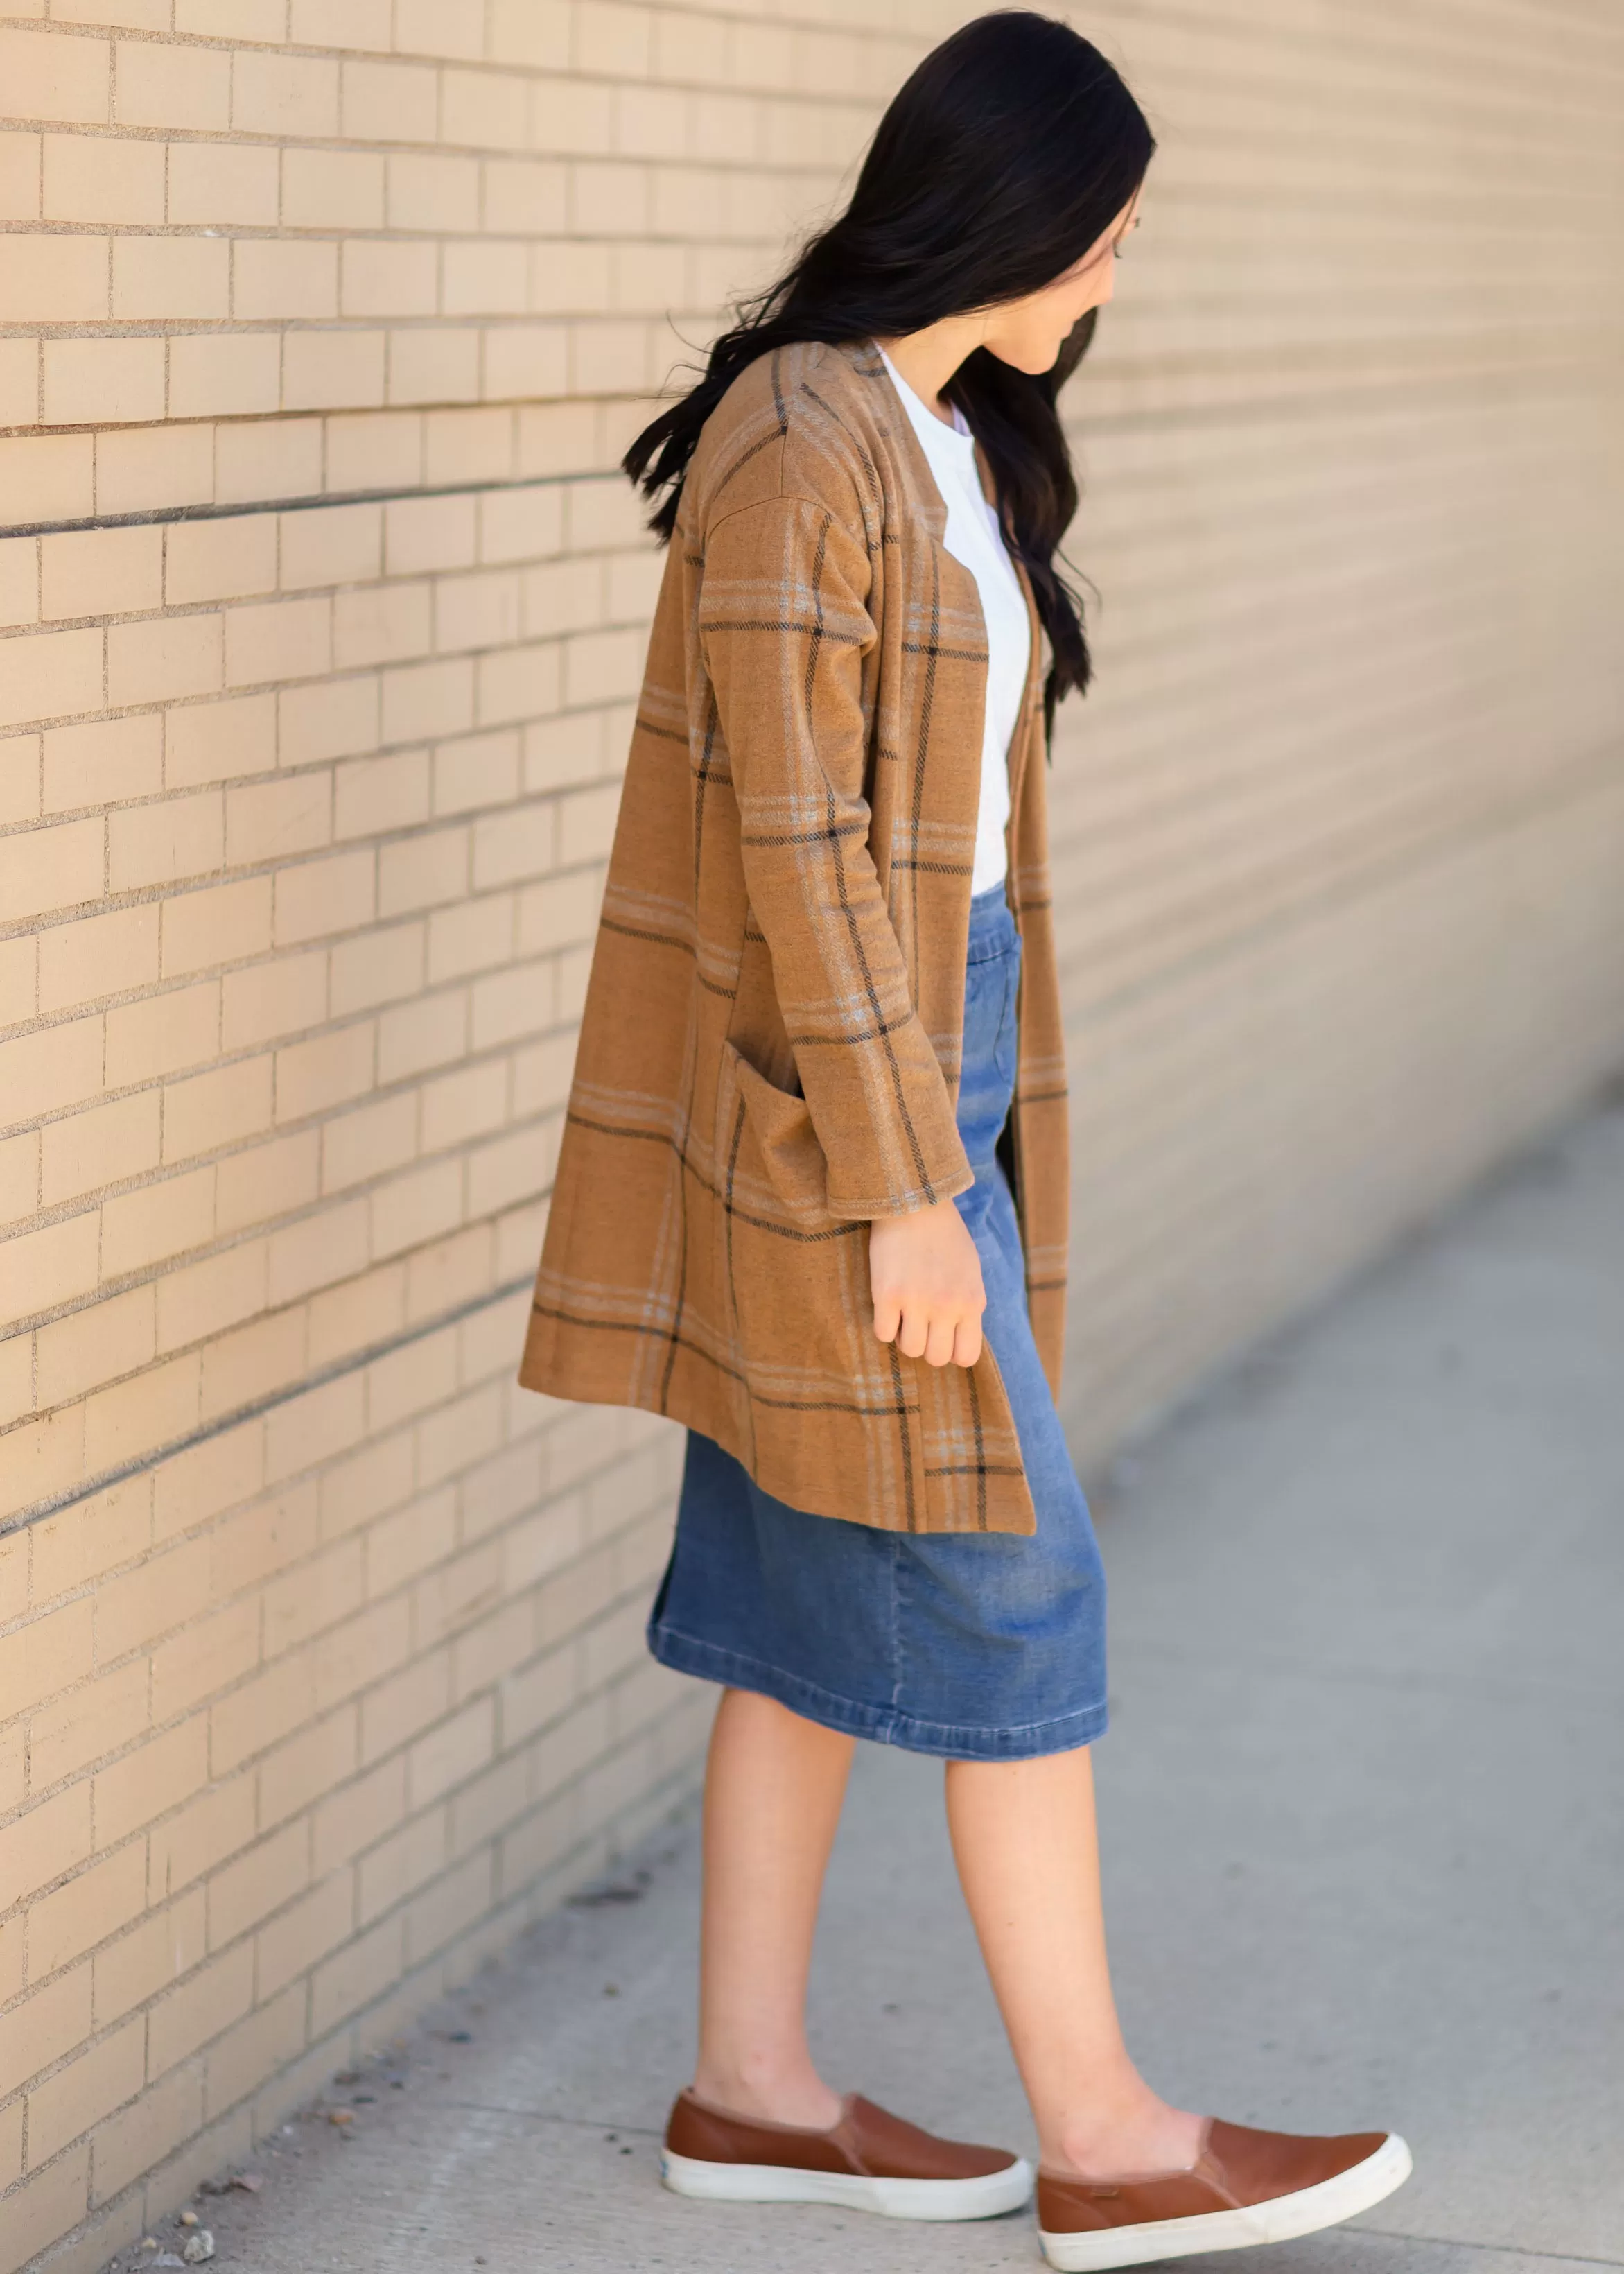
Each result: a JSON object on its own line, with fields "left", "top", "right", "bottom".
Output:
{"left": 697, "top": 491, "right": 973, "bottom": 1221}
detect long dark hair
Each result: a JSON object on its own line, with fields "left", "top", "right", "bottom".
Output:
{"left": 624, "top": 10, "right": 1154, "bottom": 740}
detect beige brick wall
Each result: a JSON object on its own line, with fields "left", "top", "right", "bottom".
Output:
{"left": 0, "top": 3, "right": 1621, "bottom": 2268}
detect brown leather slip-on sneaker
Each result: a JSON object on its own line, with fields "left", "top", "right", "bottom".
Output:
{"left": 1036, "top": 2118, "right": 1412, "bottom": 2271}
{"left": 661, "top": 2087, "right": 1033, "bottom": 2221}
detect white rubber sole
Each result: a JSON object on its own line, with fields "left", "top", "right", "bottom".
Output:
{"left": 661, "top": 2146, "right": 1035, "bottom": 2221}
{"left": 1038, "top": 2133, "right": 1413, "bottom": 2271}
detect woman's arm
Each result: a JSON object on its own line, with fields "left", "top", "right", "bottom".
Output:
{"left": 698, "top": 489, "right": 975, "bottom": 1225}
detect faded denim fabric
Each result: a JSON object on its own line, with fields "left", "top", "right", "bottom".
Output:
{"left": 646, "top": 884, "right": 1108, "bottom": 1760}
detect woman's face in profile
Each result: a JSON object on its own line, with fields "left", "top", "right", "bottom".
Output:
{"left": 981, "top": 190, "right": 1143, "bottom": 375}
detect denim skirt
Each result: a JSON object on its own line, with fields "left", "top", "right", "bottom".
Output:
{"left": 646, "top": 883, "right": 1108, "bottom": 1760}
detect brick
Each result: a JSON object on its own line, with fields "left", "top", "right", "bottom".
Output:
{"left": 101, "top": 1161, "right": 215, "bottom": 1276}
{"left": 112, "top": 235, "right": 230, "bottom": 321}
{"left": 107, "top": 611, "right": 223, "bottom": 707}
{"left": 443, "top": 241, "right": 527, "bottom": 320}
{"left": 43, "top": 711, "right": 163, "bottom": 813}
{"left": 310, "top": 1908, "right": 399, "bottom": 2038}
{"left": 273, "top": 1021, "right": 375, "bottom": 1122}
{"left": 168, "top": 139, "right": 278, "bottom": 227}
{"left": 256, "top": 1868, "right": 352, "bottom": 1999}
{"left": 0, "top": 28, "right": 110, "bottom": 127}
{"left": 284, "top": 674, "right": 383, "bottom": 773}
{"left": 292, "top": 0, "right": 389, "bottom": 43}
{"left": 91, "top": 2056, "right": 202, "bottom": 2205}
{"left": 0, "top": 535, "right": 39, "bottom": 630}
{"left": 481, "top": 323, "right": 568, "bottom": 405}
{"left": 42, "top": 331, "right": 162, "bottom": 429}
{"left": 40, "top": 1092, "right": 161, "bottom": 1209}
{"left": 424, "top": 406, "right": 512, "bottom": 487}
{"left": 108, "top": 788, "right": 224, "bottom": 892}
{"left": 114, "top": 38, "right": 227, "bottom": 129}
{"left": 225, "top": 594, "right": 332, "bottom": 688}
{"left": 35, "top": 1285, "right": 155, "bottom": 1409}
{"left": 3, "top": 2146, "right": 91, "bottom": 2274}
{"left": 96, "top": 1718, "right": 209, "bottom": 1852}
{"left": 0, "top": 1782, "right": 92, "bottom": 1915}
{"left": 329, "top": 918, "right": 425, "bottom": 1015}
{"left": 168, "top": 330, "right": 281, "bottom": 421}
{"left": 387, "top": 152, "right": 479, "bottom": 234}
{"left": 26, "top": 1843, "right": 147, "bottom": 1981}
{"left": 159, "top": 876, "right": 271, "bottom": 980}
{"left": 334, "top": 580, "right": 430, "bottom": 670}
{"left": 93, "top": 1886, "right": 206, "bottom": 2026}
{"left": 272, "top": 847, "right": 374, "bottom": 945}
{"left": 225, "top": 771, "right": 331, "bottom": 867}
{"left": 385, "top": 492, "right": 477, "bottom": 579}
{"left": 3, "top": 1969, "right": 93, "bottom": 2130}
{"left": 163, "top": 1057, "right": 274, "bottom": 1165}
{"left": 340, "top": 58, "right": 437, "bottom": 142}
{"left": 166, "top": 691, "right": 278, "bottom": 788}
{"left": 42, "top": 525, "right": 162, "bottom": 623}
{"left": 441, "top": 64, "right": 526, "bottom": 146}
{"left": 0, "top": 229, "right": 105, "bottom": 322}
{"left": 381, "top": 657, "right": 473, "bottom": 746}
{"left": 311, "top": 1753, "right": 402, "bottom": 1875}
{"left": 103, "top": 980, "right": 220, "bottom": 1091}
{"left": 339, "top": 237, "right": 437, "bottom": 320}
{"left": 333, "top": 747, "right": 429, "bottom": 840}
{"left": 489, "top": 0, "right": 568, "bottom": 66}
{"left": 37, "top": 903, "right": 159, "bottom": 1016}
{"left": 29, "top": 1473, "right": 150, "bottom": 1604}
{"left": 214, "top": 414, "right": 322, "bottom": 507}
{"left": 0, "top": 627, "right": 103, "bottom": 733}
{"left": 324, "top": 408, "right": 422, "bottom": 497}
{"left": 281, "top": 146, "right": 383, "bottom": 232}
{"left": 484, "top": 157, "right": 566, "bottom": 235}
{"left": 95, "top": 421, "right": 213, "bottom": 516}
{"left": 0, "top": 1409, "right": 87, "bottom": 1527}
{"left": 82, "top": 1350, "right": 201, "bottom": 1477}
{"left": 41, "top": 130, "right": 161, "bottom": 223}
{"left": 166, "top": 517, "right": 279, "bottom": 608}
{"left": 232, "top": 49, "right": 338, "bottom": 138}
{"left": 177, "top": 0, "right": 286, "bottom": 33}
{"left": 0, "top": 432, "right": 94, "bottom": 523}
{"left": 155, "top": 1238, "right": 268, "bottom": 1353}
{"left": 0, "top": 129, "right": 40, "bottom": 220}
{"left": 2, "top": 1210, "right": 100, "bottom": 1321}
{"left": 0, "top": 929, "right": 37, "bottom": 1030}
{"left": 207, "top": 1819, "right": 307, "bottom": 1949}
{"left": 388, "top": 326, "right": 480, "bottom": 407}
{"left": 304, "top": 1260, "right": 405, "bottom": 1368}
{"left": 150, "top": 1596, "right": 259, "bottom": 1730}
{"left": 377, "top": 981, "right": 464, "bottom": 1082}
{"left": 369, "top": 1158, "right": 462, "bottom": 1261}
{"left": 0, "top": 729, "right": 41, "bottom": 828}
{"left": 279, "top": 501, "right": 381, "bottom": 591}
{"left": 0, "top": 814, "right": 103, "bottom": 919}
{"left": 356, "top": 1807, "right": 443, "bottom": 1925}
{"left": 266, "top": 1197, "right": 369, "bottom": 1307}
{"left": 234, "top": 238, "right": 339, "bottom": 323}
{"left": 219, "top": 952, "right": 327, "bottom": 1059}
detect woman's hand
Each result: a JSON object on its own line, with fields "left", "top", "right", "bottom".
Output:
{"left": 868, "top": 1199, "right": 986, "bottom": 1368}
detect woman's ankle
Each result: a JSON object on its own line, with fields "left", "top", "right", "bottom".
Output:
{"left": 1043, "top": 2094, "right": 1205, "bottom": 2180}
{"left": 690, "top": 2055, "right": 844, "bottom": 2130}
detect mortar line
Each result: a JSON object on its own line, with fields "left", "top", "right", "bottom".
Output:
{"left": 1, "top": 1268, "right": 536, "bottom": 1537}
{"left": 0, "top": 468, "right": 619, "bottom": 543}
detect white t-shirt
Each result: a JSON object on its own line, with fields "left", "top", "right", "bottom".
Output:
{"left": 875, "top": 342, "right": 1031, "bottom": 897}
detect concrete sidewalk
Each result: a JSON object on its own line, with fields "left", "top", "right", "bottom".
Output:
{"left": 139, "top": 1097, "right": 1624, "bottom": 2274}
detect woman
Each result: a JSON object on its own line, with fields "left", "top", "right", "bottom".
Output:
{"left": 520, "top": 13, "right": 1412, "bottom": 2266}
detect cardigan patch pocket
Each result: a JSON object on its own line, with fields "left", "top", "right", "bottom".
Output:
{"left": 717, "top": 1039, "right": 835, "bottom": 1233}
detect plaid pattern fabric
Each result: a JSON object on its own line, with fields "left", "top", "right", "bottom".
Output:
{"left": 518, "top": 338, "right": 1070, "bottom": 1535}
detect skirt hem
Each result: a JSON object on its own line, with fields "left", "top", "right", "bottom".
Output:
{"left": 648, "top": 1616, "right": 1109, "bottom": 1762}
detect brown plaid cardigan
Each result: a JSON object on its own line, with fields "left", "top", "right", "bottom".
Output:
{"left": 518, "top": 336, "right": 1069, "bottom": 1536}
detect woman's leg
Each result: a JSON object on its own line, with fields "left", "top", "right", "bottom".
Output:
{"left": 946, "top": 1743, "right": 1205, "bottom": 2177}
{"left": 691, "top": 1686, "right": 855, "bottom": 2127}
